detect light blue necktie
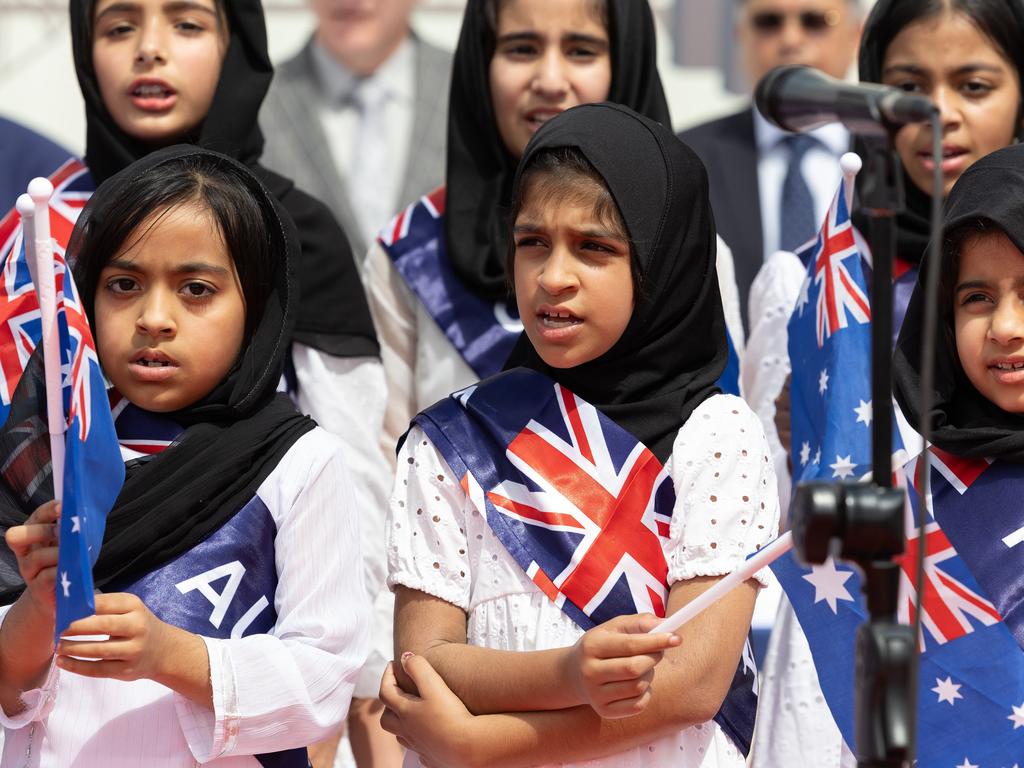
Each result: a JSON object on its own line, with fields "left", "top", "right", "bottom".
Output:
{"left": 779, "top": 134, "right": 819, "bottom": 252}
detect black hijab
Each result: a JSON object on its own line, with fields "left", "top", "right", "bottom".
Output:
{"left": 445, "top": 0, "right": 672, "bottom": 303}
{"left": 0, "top": 146, "right": 316, "bottom": 604}
{"left": 69, "top": 0, "right": 377, "bottom": 357}
{"left": 893, "top": 144, "right": 1024, "bottom": 461}
{"left": 855, "top": 0, "right": 1024, "bottom": 265}
{"left": 505, "top": 103, "right": 727, "bottom": 464}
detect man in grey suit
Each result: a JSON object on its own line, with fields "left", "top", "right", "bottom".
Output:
{"left": 679, "top": 0, "right": 861, "bottom": 332}
{"left": 260, "top": 5, "right": 451, "bottom": 766}
{"left": 261, "top": 0, "right": 451, "bottom": 266}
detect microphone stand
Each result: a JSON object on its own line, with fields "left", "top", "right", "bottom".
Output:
{"left": 790, "top": 135, "right": 917, "bottom": 767}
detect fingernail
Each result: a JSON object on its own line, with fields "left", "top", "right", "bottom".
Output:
{"left": 401, "top": 651, "right": 414, "bottom": 663}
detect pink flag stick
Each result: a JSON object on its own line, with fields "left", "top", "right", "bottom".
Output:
{"left": 650, "top": 531, "right": 793, "bottom": 634}
{"left": 27, "top": 178, "right": 66, "bottom": 502}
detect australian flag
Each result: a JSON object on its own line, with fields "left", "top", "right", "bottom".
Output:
{"left": 0, "top": 203, "right": 123, "bottom": 638}
{"left": 413, "top": 368, "right": 758, "bottom": 754}
{"left": 772, "top": 176, "right": 1024, "bottom": 764}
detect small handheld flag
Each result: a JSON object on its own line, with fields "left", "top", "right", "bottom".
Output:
{"left": 1, "top": 179, "right": 124, "bottom": 639}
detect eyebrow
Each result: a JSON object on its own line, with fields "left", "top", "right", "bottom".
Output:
{"left": 955, "top": 276, "right": 1024, "bottom": 292}
{"left": 95, "top": 0, "right": 219, "bottom": 22}
{"left": 882, "top": 63, "right": 1006, "bottom": 78}
{"left": 496, "top": 31, "right": 609, "bottom": 49}
{"left": 513, "top": 224, "right": 627, "bottom": 242}
{"left": 105, "top": 257, "right": 230, "bottom": 277}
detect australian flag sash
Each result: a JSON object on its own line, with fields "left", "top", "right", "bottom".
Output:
{"left": 379, "top": 187, "right": 522, "bottom": 378}
{"left": 107, "top": 398, "right": 308, "bottom": 768}
{"left": 412, "top": 368, "right": 757, "bottom": 754}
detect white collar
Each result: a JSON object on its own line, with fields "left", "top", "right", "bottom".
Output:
{"left": 752, "top": 106, "right": 849, "bottom": 156}
{"left": 311, "top": 35, "right": 415, "bottom": 106}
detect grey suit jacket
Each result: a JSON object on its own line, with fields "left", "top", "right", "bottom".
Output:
{"left": 260, "top": 35, "right": 452, "bottom": 261}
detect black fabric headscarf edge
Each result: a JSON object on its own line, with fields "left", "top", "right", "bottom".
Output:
{"left": 69, "top": 0, "right": 377, "bottom": 358}
{"left": 893, "top": 143, "right": 1024, "bottom": 461}
{"left": 0, "top": 145, "right": 316, "bottom": 605}
{"left": 444, "top": 0, "right": 672, "bottom": 303}
{"left": 505, "top": 103, "right": 727, "bottom": 464}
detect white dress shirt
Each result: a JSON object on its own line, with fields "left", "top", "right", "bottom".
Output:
{"left": 312, "top": 38, "right": 415, "bottom": 247}
{"left": 0, "top": 428, "right": 369, "bottom": 767}
{"left": 388, "top": 395, "right": 780, "bottom": 767}
{"left": 753, "top": 110, "right": 849, "bottom": 261}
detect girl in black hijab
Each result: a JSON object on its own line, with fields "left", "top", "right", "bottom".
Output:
{"left": 894, "top": 143, "right": 1024, "bottom": 459}
{"left": 365, "top": 0, "right": 677, "bottom": 462}
{"left": 857, "top": 0, "right": 1024, "bottom": 330}
{"left": 65, "top": 0, "right": 382, "bottom": 439}
{"left": 380, "top": 104, "right": 777, "bottom": 768}
{"left": 0, "top": 146, "right": 367, "bottom": 766}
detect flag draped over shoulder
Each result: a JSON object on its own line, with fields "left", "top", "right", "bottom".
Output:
{"left": 413, "top": 368, "right": 759, "bottom": 755}
{"left": 0, "top": 181, "right": 123, "bottom": 637}
{"left": 770, "top": 175, "right": 1024, "bottom": 764}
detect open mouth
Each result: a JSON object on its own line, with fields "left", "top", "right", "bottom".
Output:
{"left": 525, "top": 110, "right": 562, "bottom": 131}
{"left": 132, "top": 83, "right": 174, "bottom": 98}
{"left": 136, "top": 359, "right": 174, "bottom": 367}
{"left": 539, "top": 309, "right": 582, "bottom": 328}
{"left": 992, "top": 361, "right": 1024, "bottom": 371}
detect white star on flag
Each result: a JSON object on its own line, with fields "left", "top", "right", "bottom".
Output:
{"left": 813, "top": 447, "right": 821, "bottom": 465}
{"left": 796, "top": 277, "right": 811, "bottom": 315}
{"left": 802, "top": 557, "right": 855, "bottom": 613}
{"left": 800, "top": 442, "right": 811, "bottom": 467}
{"left": 60, "top": 571, "right": 71, "bottom": 598}
{"left": 71, "top": 516, "right": 81, "bottom": 533}
{"left": 830, "top": 455, "right": 857, "bottom": 480}
{"left": 854, "top": 399, "right": 872, "bottom": 427}
{"left": 819, "top": 369, "right": 830, "bottom": 395}
{"left": 1009, "top": 702, "right": 1024, "bottom": 729}
{"left": 931, "top": 676, "right": 962, "bottom": 705}
{"left": 956, "top": 759, "right": 977, "bottom": 768}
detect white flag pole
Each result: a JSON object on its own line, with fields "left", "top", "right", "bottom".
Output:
{"left": 27, "top": 178, "right": 65, "bottom": 503}
{"left": 841, "top": 152, "right": 863, "bottom": 212}
{"left": 650, "top": 532, "right": 793, "bottom": 634}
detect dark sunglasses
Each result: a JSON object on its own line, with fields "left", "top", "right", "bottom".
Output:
{"left": 750, "top": 9, "right": 841, "bottom": 34}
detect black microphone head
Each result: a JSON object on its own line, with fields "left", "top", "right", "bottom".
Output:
{"left": 754, "top": 65, "right": 809, "bottom": 130}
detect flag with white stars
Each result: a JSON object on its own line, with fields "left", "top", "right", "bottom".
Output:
{"left": 772, "top": 174, "right": 1024, "bottom": 763}
{"left": 773, "top": 456, "right": 1024, "bottom": 764}
{"left": 0, "top": 215, "right": 124, "bottom": 638}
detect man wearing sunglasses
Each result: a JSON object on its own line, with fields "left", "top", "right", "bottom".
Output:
{"left": 679, "top": 0, "right": 862, "bottom": 334}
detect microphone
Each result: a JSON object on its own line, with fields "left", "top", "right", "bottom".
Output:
{"left": 754, "top": 65, "right": 936, "bottom": 136}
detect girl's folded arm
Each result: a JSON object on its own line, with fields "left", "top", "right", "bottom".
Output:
{"left": 394, "top": 585, "right": 584, "bottom": 714}
{"left": 176, "top": 432, "right": 371, "bottom": 762}
{"left": 457, "top": 575, "right": 758, "bottom": 768}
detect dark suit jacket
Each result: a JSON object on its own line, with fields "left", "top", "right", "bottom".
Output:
{"left": 260, "top": 35, "right": 452, "bottom": 261}
{"left": 678, "top": 108, "right": 762, "bottom": 332}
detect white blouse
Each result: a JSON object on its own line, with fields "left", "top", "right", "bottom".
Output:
{"left": 0, "top": 428, "right": 369, "bottom": 768}
{"left": 387, "top": 394, "right": 780, "bottom": 768}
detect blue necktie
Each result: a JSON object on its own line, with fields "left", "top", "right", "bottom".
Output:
{"left": 779, "top": 134, "right": 819, "bottom": 252}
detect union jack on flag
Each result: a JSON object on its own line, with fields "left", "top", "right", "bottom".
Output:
{"left": 0, "top": 184, "right": 123, "bottom": 638}
{"left": 413, "top": 367, "right": 758, "bottom": 753}
{"left": 797, "top": 178, "right": 871, "bottom": 348}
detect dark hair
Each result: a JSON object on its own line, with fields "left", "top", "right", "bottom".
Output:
{"left": 861, "top": 0, "right": 1024, "bottom": 93}
{"left": 479, "top": 0, "right": 608, "bottom": 59}
{"left": 71, "top": 152, "right": 276, "bottom": 341}
{"left": 505, "top": 146, "right": 640, "bottom": 294}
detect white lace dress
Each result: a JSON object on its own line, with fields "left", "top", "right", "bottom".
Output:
{"left": 387, "top": 394, "right": 780, "bottom": 767}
